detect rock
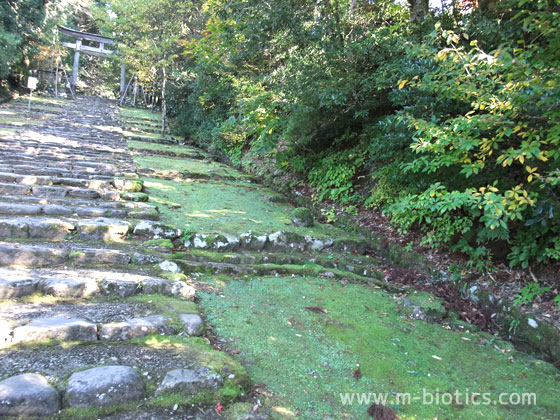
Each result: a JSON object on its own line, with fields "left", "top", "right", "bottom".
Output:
{"left": 180, "top": 314, "right": 204, "bottom": 336}
{"left": 100, "top": 278, "right": 143, "bottom": 297}
{"left": 528, "top": 318, "right": 538, "bottom": 329}
{"left": 65, "top": 366, "right": 145, "bottom": 408}
{"left": 159, "top": 260, "right": 181, "bottom": 274}
{"left": 266, "top": 231, "right": 307, "bottom": 252}
{"left": 0, "top": 276, "right": 38, "bottom": 299}
{"left": 0, "top": 244, "right": 69, "bottom": 267}
{"left": 238, "top": 232, "right": 268, "bottom": 251}
{"left": 120, "top": 192, "right": 149, "bottom": 202}
{"left": 12, "top": 314, "right": 98, "bottom": 343}
{"left": 38, "top": 277, "right": 99, "bottom": 298}
{"left": 133, "top": 221, "right": 181, "bottom": 239}
{"left": 0, "top": 203, "right": 42, "bottom": 216}
{"left": 155, "top": 366, "right": 223, "bottom": 397}
{"left": 0, "top": 373, "right": 61, "bottom": 416}
{"left": 144, "top": 278, "right": 196, "bottom": 299}
{"left": 113, "top": 178, "right": 143, "bottom": 192}
{"left": 401, "top": 292, "right": 447, "bottom": 322}
{"left": 99, "top": 315, "right": 174, "bottom": 340}
{"left": 290, "top": 207, "right": 313, "bottom": 227}
{"left": 132, "top": 252, "right": 163, "bottom": 265}
{"left": 77, "top": 218, "right": 131, "bottom": 242}
{"left": 69, "top": 248, "right": 131, "bottom": 266}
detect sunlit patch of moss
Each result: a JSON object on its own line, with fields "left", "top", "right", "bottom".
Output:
{"left": 131, "top": 335, "right": 251, "bottom": 390}
{"left": 200, "top": 276, "right": 560, "bottom": 420}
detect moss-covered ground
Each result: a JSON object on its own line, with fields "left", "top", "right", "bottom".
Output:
{"left": 119, "top": 107, "right": 560, "bottom": 420}
{"left": 201, "top": 276, "right": 560, "bottom": 420}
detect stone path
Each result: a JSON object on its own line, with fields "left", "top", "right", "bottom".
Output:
{"left": 0, "top": 97, "right": 256, "bottom": 419}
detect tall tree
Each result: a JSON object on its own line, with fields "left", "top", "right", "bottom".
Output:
{"left": 99, "top": 0, "right": 203, "bottom": 132}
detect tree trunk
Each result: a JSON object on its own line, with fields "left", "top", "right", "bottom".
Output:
{"left": 408, "top": 0, "right": 429, "bottom": 23}
{"left": 161, "top": 67, "right": 166, "bottom": 135}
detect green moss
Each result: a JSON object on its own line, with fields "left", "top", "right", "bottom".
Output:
{"left": 130, "top": 335, "right": 251, "bottom": 390}
{"left": 52, "top": 401, "right": 138, "bottom": 420}
{"left": 290, "top": 207, "right": 314, "bottom": 227}
{"left": 144, "top": 238, "right": 174, "bottom": 248}
{"left": 200, "top": 276, "right": 560, "bottom": 420}
{"left": 128, "top": 294, "right": 198, "bottom": 328}
{"left": 120, "top": 107, "right": 160, "bottom": 121}
{"left": 140, "top": 176, "right": 353, "bottom": 239}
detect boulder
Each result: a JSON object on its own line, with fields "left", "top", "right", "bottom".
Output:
{"left": 180, "top": 314, "right": 204, "bottom": 336}
{"left": 0, "top": 373, "right": 61, "bottom": 416}
{"left": 155, "top": 366, "right": 223, "bottom": 396}
{"left": 65, "top": 366, "right": 145, "bottom": 408}
{"left": 99, "top": 315, "right": 174, "bottom": 340}
{"left": 290, "top": 207, "right": 313, "bottom": 227}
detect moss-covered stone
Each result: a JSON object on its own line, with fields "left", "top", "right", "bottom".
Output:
{"left": 290, "top": 207, "right": 313, "bottom": 227}
{"left": 120, "top": 192, "right": 149, "bottom": 202}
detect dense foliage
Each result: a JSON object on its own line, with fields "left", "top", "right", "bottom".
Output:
{"left": 160, "top": 0, "right": 560, "bottom": 270}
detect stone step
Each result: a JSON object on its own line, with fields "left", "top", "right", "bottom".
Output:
{"left": 0, "top": 172, "right": 112, "bottom": 189}
{"left": 0, "top": 163, "right": 122, "bottom": 178}
{"left": 0, "top": 193, "right": 157, "bottom": 211}
{"left": 179, "top": 248, "right": 381, "bottom": 274}
{"left": 0, "top": 172, "right": 143, "bottom": 192}
{"left": 175, "top": 259, "right": 382, "bottom": 282}
{"left": 0, "top": 201, "right": 159, "bottom": 220}
{"left": 0, "top": 242, "right": 132, "bottom": 268}
{"left": 0, "top": 267, "right": 195, "bottom": 300}
{"left": 0, "top": 182, "right": 120, "bottom": 201}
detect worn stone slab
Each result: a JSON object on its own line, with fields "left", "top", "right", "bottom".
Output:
{"left": 76, "top": 218, "right": 131, "bottom": 242}
{"left": 144, "top": 278, "right": 196, "bottom": 299}
{"left": 0, "top": 183, "right": 32, "bottom": 195}
{"left": 0, "top": 202, "right": 42, "bottom": 216}
{"left": 68, "top": 248, "right": 131, "bottom": 266}
{"left": 67, "top": 188, "right": 101, "bottom": 199}
{"left": 12, "top": 314, "right": 98, "bottom": 343}
{"left": 42, "top": 204, "right": 74, "bottom": 216}
{"left": 133, "top": 221, "right": 181, "bottom": 239}
{"left": 0, "top": 276, "right": 38, "bottom": 299}
{"left": 65, "top": 366, "right": 145, "bottom": 408}
{"left": 155, "top": 367, "right": 223, "bottom": 396}
{"left": 37, "top": 277, "right": 100, "bottom": 298}
{"left": 99, "top": 315, "right": 174, "bottom": 340}
{"left": 31, "top": 185, "right": 68, "bottom": 198}
{"left": 0, "top": 373, "right": 61, "bottom": 416}
{"left": 100, "top": 278, "right": 143, "bottom": 297}
{"left": 0, "top": 244, "right": 69, "bottom": 267}
{"left": 180, "top": 314, "right": 204, "bottom": 336}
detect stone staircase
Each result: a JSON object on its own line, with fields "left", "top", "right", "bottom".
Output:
{"left": 0, "top": 97, "right": 257, "bottom": 419}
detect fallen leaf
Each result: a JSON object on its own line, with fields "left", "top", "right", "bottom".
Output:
{"left": 305, "top": 306, "right": 328, "bottom": 314}
{"left": 352, "top": 368, "right": 362, "bottom": 380}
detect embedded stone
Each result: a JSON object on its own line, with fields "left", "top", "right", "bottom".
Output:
{"left": 0, "top": 373, "right": 61, "bottom": 416}
{"left": 180, "top": 314, "right": 204, "bottom": 336}
{"left": 100, "top": 278, "right": 143, "bottom": 297}
{"left": 290, "top": 207, "right": 313, "bottom": 227}
{"left": 65, "top": 366, "right": 145, "bottom": 408}
{"left": 159, "top": 260, "right": 181, "bottom": 274}
{"left": 99, "top": 315, "right": 174, "bottom": 340}
{"left": 144, "top": 278, "right": 195, "bottom": 299}
{"left": 155, "top": 366, "right": 223, "bottom": 396}
{"left": 133, "top": 221, "right": 181, "bottom": 239}
{"left": 76, "top": 218, "right": 131, "bottom": 242}
{"left": 38, "top": 277, "right": 100, "bottom": 298}
{"left": 12, "top": 314, "right": 98, "bottom": 343}
{"left": 0, "top": 275, "right": 38, "bottom": 299}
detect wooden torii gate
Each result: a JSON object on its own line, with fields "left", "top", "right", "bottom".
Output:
{"left": 59, "top": 26, "right": 126, "bottom": 96}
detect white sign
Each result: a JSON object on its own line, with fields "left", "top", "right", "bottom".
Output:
{"left": 27, "top": 77, "right": 38, "bottom": 90}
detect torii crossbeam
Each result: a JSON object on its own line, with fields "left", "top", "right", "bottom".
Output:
{"left": 59, "top": 26, "right": 125, "bottom": 95}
